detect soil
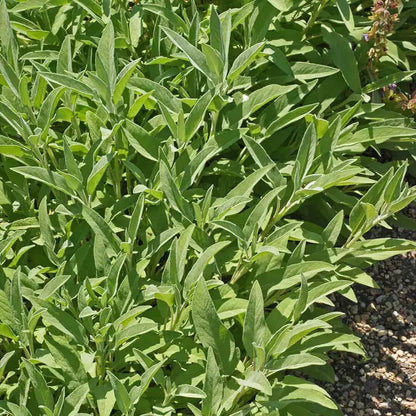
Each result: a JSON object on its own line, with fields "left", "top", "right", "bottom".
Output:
{"left": 325, "top": 208, "right": 416, "bottom": 416}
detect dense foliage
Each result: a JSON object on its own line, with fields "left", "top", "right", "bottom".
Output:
{"left": 1, "top": 0, "right": 416, "bottom": 414}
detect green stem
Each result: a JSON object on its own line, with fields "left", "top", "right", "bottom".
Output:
{"left": 303, "top": 0, "right": 328, "bottom": 35}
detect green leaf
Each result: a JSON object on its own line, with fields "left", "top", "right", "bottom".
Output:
{"left": 39, "top": 197, "right": 55, "bottom": 250}
{"left": 0, "top": 0, "right": 18, "bottom": 69}
{"left": 160, "top": 160, "right": 194, "bottom": 221}
{"left": 12, "top": 166, "right": 74, "bottom": 196}
{"left": 228, "top": 42, "right": 264, "bottom": 83}
{"left": 295, "top": 122, "right": 317, "bottom": 184}
{"left": 107, "top": 253, "right": 127, "bottom": 299}
{"left": 39, "top": 72, "right": 95, "bottom": 97}
{"left": 192, "top": 278, "right": 237, "bottom": 374}
{"left": 384, "top": 163, "right": 407, "bottom": 203}
{"left": 243, "top": 281, "right": 266, "bottom": 357}
{"left": 305, "top": 280, "right": 353, "bottom": 310}
{"left": 184, "top": 241, "right": 231, "bottom": 292}
{"left": 243, "top": 186, "right": 282, "bottom": 240}
{"left": 127, "top": 90, "right": 153, "bottom": 118}
{"left": 23, "top": 359, "right": 54, "bottom": 411}
{"left": 73, "top": 0, "right": 103, "bottom": 22}
{"left": 336, "top": 0, "right": 354, "bottom": 32}
{"left": 137, "top": 4, "right": 188, "bottom": 34}
{"left": 291, "top": 62, "right": 339, "bottom": 80}
{"left": 61, "top": 384, "right": 90, "bottom": 416}
{"left": 227, "top": 165, "right": 274, "bottom": 199}
{"left": 113, "top": 59, "right": 140, "bottom": 104}
{"left": 236, "top": 370, "right": 272, "bottom": 396}
{"left": 96, "top": 20, "right": 116, "bottom": 92}
{"left": 161, "top": 26, "right": 214, "bottom": 82}
{"left": 45, "top": 335, "right": 88, "bottom": 389}
{"left": 322, "top": 28, "right": 361, "bottom": 93}
{"left": 0, "top": 351, "right": 14, "bottom": 380}
{"left": 268, "top": 353, "right": 326, "bottom": 373}
{"left": 212, "top": 220, "right": 245, "bottom": 243}
{"left": 37, "top": 87, "right": 65, "bottom": 138}
{"left": 202, "top": 348, "right": 222, "bottom": 416}
{"left": 81, "top": 205, "right": 122, "bottom": 255}
{"left": 292, "top": 274, "right": 308, "bottom": 322}
{"left": 0, "top": 53, "right": 19, "bottom": 96}
{"left": 363, "top": 71, "right": 416, "bottom": 93}
{"left": 129, "top": 78, "right": 182, "bottom": 113}
{"left": 265, "top": 104, "right": 318, "bottom": 137}
{"left": 185, "top": 89, "right": 215, "bottom": 142}
{"left": 57, "top": 36, "right": 72, "bottom": 74}
{"left": 28, "top": 296, "right": 88, "bottom": 345}
{"left": 322, "top": 210, "right": 344, "bottom": 247}
{"left": 124, "top": 119, "right": 160, "bottom": 162}
{"left": 130, "top": 360, "right": 166, "bottom": 405}
{"left": 107, "top": 371, "right": 131, "bottom": 414}
{"left": 87, "top": 153, "right": 114, "bottom": 195}
{"left": 209, "top": 5, "right": 223, "bottom": 55}
{"left": 128, "top": 194, "right": 145, "bottom": 243}
{"left": 242, "top": 136, "right": 284, "bottom": 187}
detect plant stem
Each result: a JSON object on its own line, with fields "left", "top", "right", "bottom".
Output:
{"left": 303, "top": 0, "right": 328, "bottom": 35}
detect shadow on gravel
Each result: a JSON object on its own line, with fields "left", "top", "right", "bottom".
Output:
{"left": 323, "top": 222, "right": 416, "bottom": 416}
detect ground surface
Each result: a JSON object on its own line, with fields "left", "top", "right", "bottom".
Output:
{"left": 326, "top": 209, "right": 416, "bottom": 416}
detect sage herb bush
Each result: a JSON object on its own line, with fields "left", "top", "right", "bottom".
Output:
{"left": 1, "top": 0, "right": 416, "bottom": 414}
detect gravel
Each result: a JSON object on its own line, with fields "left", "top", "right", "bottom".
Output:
{"left": 324, "top": 209, "right": 416, "bottom": 416}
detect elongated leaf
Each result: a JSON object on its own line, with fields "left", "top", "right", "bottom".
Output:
{"left": 265, "top": 104, "right": 318, "bottom": 137}
{"left": 0, "top": 53, "right": 19, "bottom": 96}
{"left": 87, "top": 153, "right": 113, "bottom": 195}
{"left": 96, "top": 21, "right": 116, "bottom": 91}
{"left": 39, "top": 72, "right": 95, "bottom": 97}
{"left": 202, "top": 348, "right": 222, "bottom": 416}
{"left": 243, "top": 187, "right": 282, "bottom": 240}
{"left": 192, "top": 278, "right": 237, "bottom": 374}
{"left": 12, "top": 166, "right": 74, "bottom": 196}
{"left": 81, "top": 205, "right": 122, "bottom": 254}
{"left": 129, "top": 78, "right": 182, "bottom": 113}
{"left": 243, "top": 281, "right": 266, "bottom": 357}
{"left": 323, "top": 29, "right": 361, "bottom": 93}
{"left": 45, "top": 335, "right": 88, "bottom": 389}
{"left": 185, "top": 89, "right": 215, "bottom": 142}
{"left": 124, "top": 120, "right": 161, "bottom": 161}
{"left": 61, "top": 384, "right": 90, "bottom": 416}
{"left": 160, "top": 160, "right": 194, "bottom": 221}
{"left": 336, "top": 0, "right": 354, "bottom": 32}
{"left": 243, "top": 136, "right": 284, "bottom": 187}
{"left": 268, "top": 353, "right": 326, "bottom": 373}
{"left": 161, "top": 26, "right": 214, "bottom": 82}
{"left": 228, "top": 42, "right": 264, "bottom": 83}
{"left": 28, "top": 296, "right": 88, "bottom": 345}
{"left": 23, "top": 359, "right": 54, "bottom": 410}
{"left": 107, "top": 371, "right": 131, "bottom": 414}
{"left": 295, "top": 122, "right": 317, "bottom": 183}
{"left": 184, "top": 241, "right": 231, "bottom": 292}
{"left": 113, "top": 59, "right": 140, "bottom": 104}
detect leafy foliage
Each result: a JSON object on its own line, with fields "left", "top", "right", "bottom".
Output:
{"left": 0, "top": 0, "right": 416, "bottom": 415}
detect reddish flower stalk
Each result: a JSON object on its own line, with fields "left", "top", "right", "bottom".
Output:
{"left": 363, "top": 1, "right": 415, "bottom": 113}
{"left": 363, "top": 0, "right": 399, "bottom": 69}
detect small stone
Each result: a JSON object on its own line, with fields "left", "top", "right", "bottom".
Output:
{"left": 376, "top": 295, "right": 385, "bottom": 303}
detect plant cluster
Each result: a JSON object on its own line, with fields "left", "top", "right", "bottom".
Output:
{"left": 0, "top": 0, "right": 416, "bottom": 415}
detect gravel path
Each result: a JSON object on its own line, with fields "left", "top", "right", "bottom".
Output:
{"left": 325, "top": 215, "right": 416, "bottom": 416}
